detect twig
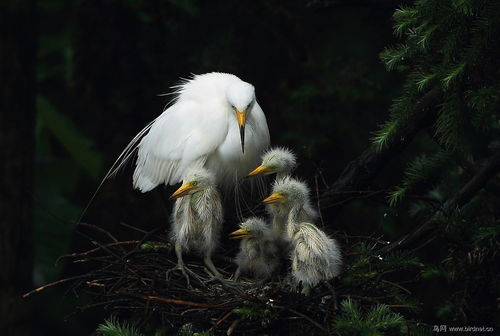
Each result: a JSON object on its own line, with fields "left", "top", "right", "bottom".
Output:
{"left": 139, "top": 295, "right": 231, "bottom": 309}
{"left": 380, "top": 279, "right": 412, "bottom": 295}
{"left": 226, "top": 319, "right": 240, "bottom": 336}
{"left": 321, "top": 87, "right": 441, "bottom": 211}
{"left": 120, "top": 221, "right": 147, "bottom": 234}
{"left": 56, "top": 241, "right": 141, "bottom": 264}
{"left": 315, "top": 174, "right": 325, "bottom": 227}
{"left": 78, "top": 222, "right": 120, "bottom": 243}
{"left": 287, "top": 308, "right": 327, "bottom": 332}
{"left": 380, "top": 149, "right": 500, "bottom": 254}
{"left": 22, "top": 274, "right": 92, "bottom": 298}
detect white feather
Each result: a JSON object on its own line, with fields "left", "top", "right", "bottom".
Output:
{"left": 130, "top": 72, "right": 270, "bottom": 192}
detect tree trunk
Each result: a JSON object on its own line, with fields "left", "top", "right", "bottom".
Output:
{"left": 0, "top": 1, "right": 36, "bottom": 335}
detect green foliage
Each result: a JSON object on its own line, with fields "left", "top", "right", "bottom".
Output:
{"left": 97, "top": 317, "right": 144, "bottom": 336}
{"left": 375, "top": 0, "right": 500, "bottom": 153}
{"left": 380, "top": 44, "right": 410, "bottom": 71}
{"left": 388, "top": 151, "right": 450, "bottom": 206}
{"left": 343, "top": 241, "right": 423, "bottom": 295}
{"left": 140, "top": 241, "right": 171, "bottom": 252}
{"left": 177, "top": 323, "right": 212, "bottom": 336}
{"left": 333, "top": 299, "right": 405, "bottom": 336}
{"left": 232, "top": 301, "right": 273, "bottom": 327}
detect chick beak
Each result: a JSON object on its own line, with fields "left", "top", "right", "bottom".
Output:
{"left": 236, "top": 109, "right": 247, "bottom": 153}
{"left": 229, "top": 228, "right": 252, "bottom": 240}
{"left": 262, "top": 192, "right": 286, "bottom": 204}
{"left": 170, "top": 182, "right": 196, "bottom": 199}
{"left": 247, "top": 165, "right": 275, "bottom": 177}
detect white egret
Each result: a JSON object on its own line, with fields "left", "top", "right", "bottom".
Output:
{"left": 110, "top": 72, "right": 270, "bottom": 193}
{"left": 248, "top": 148, "right": 317, "bottom": 238}
{"left": 169, "top": 167, "right": 223, "bottom": 282}
{"left": 263, "top": 177, "right": 342, "bottom": 295}
{"left": 229, "top": 217, "right": 279, "bottom": 280}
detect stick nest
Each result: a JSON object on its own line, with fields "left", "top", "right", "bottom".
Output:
{"left": 25, "top": 222, "right": 339, "bottom": 335}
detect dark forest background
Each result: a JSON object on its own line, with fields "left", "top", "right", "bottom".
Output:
{"left": 1, "top": 0, "right": 499, "bottom": 335}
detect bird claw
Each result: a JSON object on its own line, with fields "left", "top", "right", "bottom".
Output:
{"left": 166, "top": 264, "right": 206, "bottom": 288}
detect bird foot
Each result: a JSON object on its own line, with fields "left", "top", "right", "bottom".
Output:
{"left": 166, "top": 264, "right": 206, "bottom": 288}
{"left": 229, "top": 271, "right": 241, "bottom": 282}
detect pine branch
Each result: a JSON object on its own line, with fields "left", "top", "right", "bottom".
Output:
{"left": 321, "top": 87, "right": 441, "bottom": 208}
{"left": 380, "top": 148, "right": 500, "bottom": 254}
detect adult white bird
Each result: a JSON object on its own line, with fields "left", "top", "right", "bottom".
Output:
{"left": 169, "top": 167, "right": 223, "bottom": 282}
{"left": 248, "top": 147, "right": 317, "bottom": 238}
{"left": 229, "top": 217, "right": 279, "bottom": 280}
{"left": 263, "top": 177, "right": 342, "bottom": 295}
{"left": 110, "top": 72, "right": 270, "bottom": 193}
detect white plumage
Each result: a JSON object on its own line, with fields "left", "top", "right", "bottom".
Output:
{"left": 230, "top": 217, "right": 279, "bottom": 279}
{"left": 248, "top": 147, "right": 316, "bottom": 239}
{"left": 129, "top": 72, "right": 270, "bottom": 192}
{"left": 248, "top": 147, "right": 297, "bottom": 180}
{"left": 289, "top": 222, "right": 342, "bottom": 291}
{"left": 263, "top": 177, "right": 342, "bottom": 295}
{"left": 170, "top": 167, "right": 224, "bottom": 278}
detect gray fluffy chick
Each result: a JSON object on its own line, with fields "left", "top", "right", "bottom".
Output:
{"left": 230, "top": 217, "right": 279, "bottom": 280}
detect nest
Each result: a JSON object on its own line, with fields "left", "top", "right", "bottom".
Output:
{"left": 25, "top": 222, "right": 339, "bottom": 335}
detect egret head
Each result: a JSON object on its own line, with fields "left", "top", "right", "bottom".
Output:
{"left": 226, "top": 81, "right": 256, "bottom": 153}
{"left": 170, "top": 167, "right": 216, "bottom": 199}
{"left": 229, "top": 217, "right": 269, "bottom": 240}
{"left": 248, "top": 147, "right": 297, "bottom": 177}
{"left": 262, "top": 177, "right": 310, "bottom": 209}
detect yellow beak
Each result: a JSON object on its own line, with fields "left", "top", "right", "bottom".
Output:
{"left": 262, "top": 192, "right": 286, "bottom": 204}
{"left": 229, "top": 228, "right": 252, "bottom": 239}
{"left": 170, "top": 182, "right": 196, "bottom": 199}
{"left": 247, "top": 165, "right": 275, "bottom": 177}
{"left": 236, "top": 110, "right": 247, "bottom": 153}
{"left": 236, "top": 110, "right": 247, "bottom": 129}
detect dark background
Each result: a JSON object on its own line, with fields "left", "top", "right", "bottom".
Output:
{"left": 4, "top": 0, "right": 468, "bottom": 335}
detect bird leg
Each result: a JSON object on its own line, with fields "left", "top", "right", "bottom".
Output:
{"left": 203, "top": 255, "right": 224, "bottom": 279}
{"left": 166, "top": 242, "right": 205, "bottom": 287}
{"left": 231, "top": 267, "right": 242, "bottom": 282}
{"left": 202, "top": 256, "right": 241, "bottom": 288}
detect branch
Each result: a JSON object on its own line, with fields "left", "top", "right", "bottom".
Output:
{"left": 380, "top": 149, "right": 500, "bottom": 254}
{"left": 321, "top": 87, "right": 441, "bottom": 208}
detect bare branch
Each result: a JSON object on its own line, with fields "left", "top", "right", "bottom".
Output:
{"left": 380, "top": 149, "right": 500, "bottom": 254}
{"left": 321, "top": 87, "right": 441, "bottom": 210}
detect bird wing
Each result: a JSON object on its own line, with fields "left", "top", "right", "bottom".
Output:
{"left": 133, "top": 99, "right": 228, "bottom": 192}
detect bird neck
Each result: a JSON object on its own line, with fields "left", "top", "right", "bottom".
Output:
{"left": 286, "top": 204, "right": 303, "bottom": 236}
{"left": 275, "top": 171, "right": 290, "bottom": 180}
{"left": 186, "top": 186, "right": 215, "bottom": 218}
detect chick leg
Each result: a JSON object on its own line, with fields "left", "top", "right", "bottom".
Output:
{"left": 203, "top": 255, "right": 223, "bottom": 278}
{"left": 231, "top": 267, "right": 242, "bottom": 281}
{"left": 166, "top": 242, "right": 206, "bottom": 287}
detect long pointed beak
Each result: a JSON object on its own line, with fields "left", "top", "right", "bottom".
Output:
{"left": 170, "top": 182, "right": 196, "bottom": 199}
{"left": 229, "top": 228, "right": 252, "bottom": 239}
{"left": 262, "top": 192, "right": 286, "bottom": 204}
{"left": 236, "top": 110, "right": 247, "bottom": 153}
{"left": 247, "top": 165, "right": 275, "bottom": 177}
